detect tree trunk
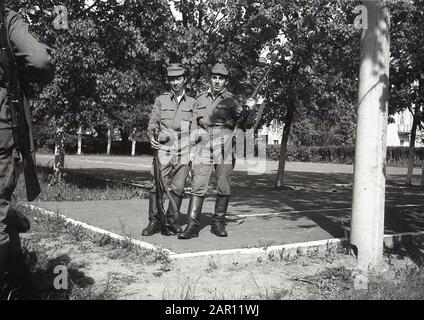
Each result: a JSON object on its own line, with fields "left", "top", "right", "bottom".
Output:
{"left": 406, "top": 109, "right": 420, "bottom": 185}
{"left": 77, "top": 126, "right": 82, "bottom": 155}
{"left": 276, "top": 102, "right": 295, "bottom": 187}
{"left": 421, "top": 159, "right": 424, "bottom": 187}
{"left": 131, "top": 139, "right": 136, "bottom": 157}
{"left": 54, "top": 127, "right": 65, "bottom": 178}
{"left": 350, "top": 0, "right": 390, "bottom": 271}
{"left": 181, "top": 0, "right": 188, "bottom": 27}
{"left": 119, "top": 128, "right": 130, "bottom": 142}
{"left": 107, "top": 126, "right": 112, "bottom": 156}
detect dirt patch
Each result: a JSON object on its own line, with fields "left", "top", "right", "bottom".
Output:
{"left": 10, "top": 205, "right": 423, "bottom": 300}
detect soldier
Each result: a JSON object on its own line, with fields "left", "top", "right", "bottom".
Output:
{"left": 0, "top": 5, "right": 55, "bottom": 297}
{"left": 178, "top": 63, "right": 255, "bottom": 239}
{"left": 141, "top": 63, "right": 198, "bottom": 236}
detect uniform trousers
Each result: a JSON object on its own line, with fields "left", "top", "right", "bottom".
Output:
{"left": 0, "top": 128, "right": 19, "bottom": 273}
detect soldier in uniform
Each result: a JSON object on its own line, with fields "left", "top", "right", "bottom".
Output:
{"left": 178, "top": 63, "right": 255, "bottom": 239}
{"left": 0, "top": 6, "right": 55, "bottom": 296}
{"left": 141, "top": 63, "right": 198, "bottom": 236}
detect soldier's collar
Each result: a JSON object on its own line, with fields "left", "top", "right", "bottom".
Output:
{"left": 207, "top": 88, "right": 227, "bottom": 98}
{"left": 171, "top": 90, "right": 186, "bottom": 101}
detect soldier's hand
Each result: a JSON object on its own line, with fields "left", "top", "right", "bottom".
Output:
{"left": 245, "top": 98, "right": 256, "bottom": 110}
{"left": 195, "top": 135, "right": 202, "bottom": 143}
{"left": 150, "top": 137, "right": 159, "bottom": 150}
{"left": 257, "top": 96, "right": 265, "bottom": 105}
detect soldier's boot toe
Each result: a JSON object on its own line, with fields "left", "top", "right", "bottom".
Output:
{"left": 178, "top": 224, "right": 200, "bottom": 239}
{"left": 211, "top": 221, "right": 228, "bottom": 237}
{"left": 141, "top": 222, "right": 160, "bottom": 236}
{"left": 167, "top": 223, "right": 183, "bottom": 235}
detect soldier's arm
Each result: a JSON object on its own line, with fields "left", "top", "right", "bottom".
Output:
{"left": 190, "top": 99, "right": 202, "bottom": 145}
{"left": 147, "top": 97, "right": 161, "bottom": 140}
{"left": 190, "top": 99, "right": 200, "bottom": 131}
{"left": 7, "top": 9, "right": 55, "bottom": 84}
{"left": 233, "top": 100, "right": 244, "bottom": 119}
{"left": 234, "top": 97, "right": 257, "bottom": 128}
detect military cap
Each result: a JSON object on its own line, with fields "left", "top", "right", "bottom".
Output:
{"left": 167, "top": 63, "right": 186, "bottom": 77}
{"left": 211, "top": 63, "right": 229, "bottom": 76}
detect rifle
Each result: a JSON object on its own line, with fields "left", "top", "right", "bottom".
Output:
{"left": 234, "top": 67, "right": 271, "bottom": 131}
{"left": 253, "top": 69, "right": 270, "bottom": 132}
{"left": 152, "top": 130, "right": 176, "bottom": 236}
{"left": 0, "top": 3, "right": 41, "bottom": 201}
{"left": 251, "top": 68, "right": 271, "bottom": 102}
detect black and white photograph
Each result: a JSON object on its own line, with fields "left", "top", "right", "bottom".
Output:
{"left": 0, "top": 0, "right": 423, "bottom": 308}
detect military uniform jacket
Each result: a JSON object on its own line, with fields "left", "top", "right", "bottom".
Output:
{"left": 191, "top": 89, "right": 245, "bottom": 164}
{"left": 0, "top": 8, "right": 55, "bottom": 130}
{"left": 148, "top": 91, "right": 198, "bottom": 157}
{"left": 194, "top": 89, "right": 242, "bottom": 131}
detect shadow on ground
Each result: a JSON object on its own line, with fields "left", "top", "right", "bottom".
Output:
{"left": 38, "top": 166, "right": 424, "bottom": 255}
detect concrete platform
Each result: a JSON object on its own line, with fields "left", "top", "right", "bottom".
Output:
{"left": 34, "top": 155, "right": 424, "bottom": 255}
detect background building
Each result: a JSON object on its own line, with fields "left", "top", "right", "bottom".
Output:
{"left": 387, "top": 110, "right": 424, "bottom": 147}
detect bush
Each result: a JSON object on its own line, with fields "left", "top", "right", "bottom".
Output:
{"left": 267, "top": 145, "right": 424, "bottom": 166}
{"left": 33, "top": 126, "right": 154, "bottom": 156}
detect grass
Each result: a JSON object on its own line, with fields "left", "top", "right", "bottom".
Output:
{"left": 14, "top": 164, "right": 147, "bottom": 202}
{"left": 162, "top": 277, "right": 203, "bottom": 300}
{"left": 158, "top": 241, "right": 424, "bottom": 300}
{"left": 20, "top": 205, "right": 171, "bottom": 264}
{"left": 338, "top": 264, "right": 424, "bottom": 300}
{"left": 6, "top": 197, "right": 424, "bottom": 300}
{"left": 16, "top": 239, "right": 121, "bottom": 300}
{"left": 2, "top": 204, "right": 171, "bottom": 300}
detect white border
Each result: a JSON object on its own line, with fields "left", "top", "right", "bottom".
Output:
{"left": 25, "top": 204, "right": 175, "bottom": 255}
{"left": 25, "top": 205, "right": 424, "bottom": 260}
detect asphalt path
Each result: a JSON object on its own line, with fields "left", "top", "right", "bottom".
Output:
{"left": 36, "top": 153, "right": 422, "bottom": 176}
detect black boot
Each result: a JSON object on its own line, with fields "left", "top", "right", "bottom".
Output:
{"left": 178, "top": 195, "right": 204, "bottom": 239}
{"left": 165, "top": 191, "right": 183, "bottom": 235}
{"left": 141, "top": 192, "right": 161, "bottom": 236}
{"left": 3, "top": 228, "right": 36, "bottom": 300}
{"left": 0, "top": 246, "right": 7, "bottom": 300}
{"left": 211, "top": 195, "right": 230, "bottom": 237}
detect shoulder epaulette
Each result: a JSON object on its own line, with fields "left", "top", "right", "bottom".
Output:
{"left": 196, "top": 91, "right": 208, "bottom": 98}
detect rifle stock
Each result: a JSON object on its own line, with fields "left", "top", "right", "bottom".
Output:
{"left": 22, "top": 150, "right": 41, "bottom": 201}
{"left": 152, "top": 131, "right": 170, "bottom": 236}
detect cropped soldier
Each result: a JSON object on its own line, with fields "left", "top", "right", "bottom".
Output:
{"left": 0, "top": 5, "right": 55, "bottom": 297}
{"left": 178, "top": 63, "right": 255, "bottom": 239}
{"left": 141, "top": 63, "right": 198, "bottom": 236}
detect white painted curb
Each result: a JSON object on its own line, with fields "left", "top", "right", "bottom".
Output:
{"left": 24, "top": 204, "right": 424, "bottom": 261}
{"left": 170, "top": 238, "right": 344, "bottom": 260}
{"left": 25, "top": 204, "right": 176, "bottom": 255}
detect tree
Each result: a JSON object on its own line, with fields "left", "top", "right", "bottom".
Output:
{"left": 252, "top": 0, "right": 359, "bottom": 186}
{"left": 169, "top": 0, "right": 280, "bottom": 96}
{"left": 389, "top": 0, "right": 424, "bottom": 185}
{"left": 350, "top": 0, "right": 390, "bottom": 271}
{"left": 9, "top": 0, "right": 175, "bottom": 160}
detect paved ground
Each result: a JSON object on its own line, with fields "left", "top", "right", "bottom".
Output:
{"left": 35, "top": 154, "right": 424, "bottom": 254}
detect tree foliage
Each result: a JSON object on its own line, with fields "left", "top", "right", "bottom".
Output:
{"left": 8, "top": 0, "right": 366, "bottom": 149}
